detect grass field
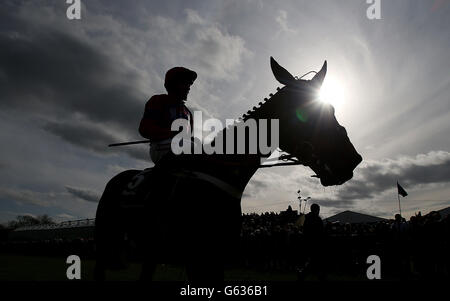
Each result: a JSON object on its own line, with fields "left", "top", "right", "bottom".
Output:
{"left": 0, "top": 253, "right": 308, "bottom": 281}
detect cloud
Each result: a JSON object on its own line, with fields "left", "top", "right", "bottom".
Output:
{"left": 240, "top": 151, "right": 450, "bottom": 217}
{"left": 43, "top": 119, "right": 119, "bottom": 154}
{"left": 65, "top": 186, "right": 100, "bottom": 203}
{"left": 0, "top": 186, "right": 55, "bottom": 207}
{"left": 337, "top": 151, "right": 450, "bottom": 200}
{"left": 275, "top": 10, "right": 296, "bottom": 34}
{"left": 313, "top": 198, "right": 355, "bottom": 209}
{"left": 0, "top": 3, "right": 252, "bottom": 161}
{"left": 0, "top": 21, "right": 146, "bottom": 156}
{"left": 41, "top": 117, "right": 150, "bottom": 162}
{"left": 151, "top": 9, "right": 252, "bottom": 81}
{"left": 55, "top": 213, "right": 76, "bottom": 221}
{"left": 0, "top": 185, "right": 100, "bottom": 223}
{"left": 16, "top": 213, "right": 37, "bottom": 218}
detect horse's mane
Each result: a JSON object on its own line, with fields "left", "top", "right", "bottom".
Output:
{"left": 208, "top": 85, "right": 280, "bottom": 151}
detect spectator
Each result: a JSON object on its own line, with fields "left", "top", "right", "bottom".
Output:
{"left": 298, "top": 204, "right": 325, "bottom": 280}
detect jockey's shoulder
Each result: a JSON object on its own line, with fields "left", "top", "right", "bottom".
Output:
{"left": 146, "top": 94, "right": 180, "bottom": 108}
{"left": 147, "top": 94, "right": 168, "bottom": 105}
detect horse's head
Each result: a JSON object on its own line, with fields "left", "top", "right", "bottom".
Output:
{"left": 266, "top": 57, "right": 362, "bottom": 186}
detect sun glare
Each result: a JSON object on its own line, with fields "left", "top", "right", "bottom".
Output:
{"left": 318, "top": 77, "right": 346, "bottom": 109}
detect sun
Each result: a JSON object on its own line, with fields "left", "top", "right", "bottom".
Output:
{"left": 318, "top": 77, "right": 346, "bottom": 109}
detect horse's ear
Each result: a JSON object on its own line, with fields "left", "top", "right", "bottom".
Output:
{"left": 311, "top": 60, "right": 327, "bottom": 88}
{"left": 270, "top": 57, "right": 296, "bottom": 86}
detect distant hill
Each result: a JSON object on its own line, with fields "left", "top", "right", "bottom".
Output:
{"left": 324, "top": 210, "right": 387, "bottom": 224}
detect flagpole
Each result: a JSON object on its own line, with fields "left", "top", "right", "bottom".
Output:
{"left": 398, "top": 193, "right": 402, "bottom": 217}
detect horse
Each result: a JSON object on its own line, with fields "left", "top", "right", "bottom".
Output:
{"left": 94, "top": 57, "right": 363, "bottom": 281}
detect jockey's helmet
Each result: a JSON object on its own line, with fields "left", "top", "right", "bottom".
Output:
{"left": 164, "top": 67, "right": 197, "bottom": 91}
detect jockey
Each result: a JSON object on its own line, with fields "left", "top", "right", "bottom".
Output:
{"left": 139, "top": 67, "right": 197, "bottom": 164}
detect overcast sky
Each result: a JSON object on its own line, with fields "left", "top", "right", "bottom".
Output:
{"left": 0, "top": 0, "right": 449, "bottom": 223}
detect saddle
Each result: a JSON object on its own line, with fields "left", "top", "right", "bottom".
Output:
{"left": 118, "top": 156, "right": 247, "bottom": 211}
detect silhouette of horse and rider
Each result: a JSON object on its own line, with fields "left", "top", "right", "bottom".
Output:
{"left": 94, "top": 57, "right": 362, "bottom": 281}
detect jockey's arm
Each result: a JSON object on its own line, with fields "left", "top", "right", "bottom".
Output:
{"left": 138, "top": 118, "right": 173, "bottom": 141}
{"left": 139, "top": 96, "right": 174, "bottom": 141}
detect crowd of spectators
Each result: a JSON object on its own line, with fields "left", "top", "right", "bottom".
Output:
{"left": 239, "top": 208, "right": 450, "bottom": 279}
{"left": 1, "top": 208, "right": 449, "bottom": 279}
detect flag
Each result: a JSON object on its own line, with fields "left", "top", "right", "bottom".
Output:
{"left": 397, "top": 182, "right": 408, "bottom": 197}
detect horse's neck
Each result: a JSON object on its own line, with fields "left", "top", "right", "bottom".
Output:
{"left": 202, "top": 101, "right": 278, "bottom": 193}
{"left": 205, "top": 130, "right": 272, "bottom": 193}
{"left": 210, "top": 111, "right": 276, "bottom": 156}
{"left": 184, "top": 153, "right": 260, "bottom": 197}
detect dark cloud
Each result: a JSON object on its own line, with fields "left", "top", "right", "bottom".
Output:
{"left": 0, "top": 187, "right": 52, "bottom": 207}
{"left": 0, "top": 10, "right": 146, "bottom": 157}
{"left": 43, "top": 120, "right": 118, "bottom": 154}
{"left": 313, "top": 198, "right": 355, "bottom": 209}
{"left": 334, "top": 179, "right": 373, "bottom": 200}
{"left": 334, "top": 151, "right": 450, "bottom": 201}
{"left": 0, "top": 4, "right": 250, "bottom": 162}
{"left": 65, "top": 186, "right": 100, "bottom": 203}
{"left": 0, "top": 29, "right": 145, "bottom": 128}
{"left": 42, "top": 119, "right": 149, "bottom": 162}
{"left": 401, "top": 161, "right": 450, "bottom": 185}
